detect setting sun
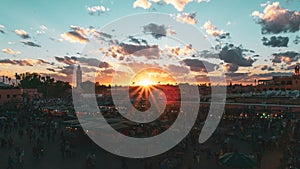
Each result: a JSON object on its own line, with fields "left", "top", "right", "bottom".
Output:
{"left": 130, "top": 68, "right": 177, "bottom": 87}
{"left": 139, "top": 79, "right": 152, "bottom": 86}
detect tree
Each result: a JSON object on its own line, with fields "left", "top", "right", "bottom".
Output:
{"left": 8, "top": 77, "right": 11, "bottom": 85}
{"left": 15, "top": 73, "right": 21, "bottom": 86}
{"left": 18, "top": 72, "right": 71, "bottom": 98}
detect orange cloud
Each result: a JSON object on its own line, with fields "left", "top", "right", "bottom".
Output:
{"left": 164, "top": 0, "right": 193, "bottom": 11}
{"left": 14, "top": 29, "right": 30, "bottom": 39}
{"left": 133, "top": 0, "right": 152, "bottom": 9}
{"left": 2, "top": 48, "right": 21, "bottom": 55}
{"left": 165, "top": 44, "right": 194, "bottom": 56}
{"left": 61, "top": 32, "right": 89, "bottom": 43}
{"left": 252, "top": 2, "right": 300, "bottom": 34}
{"left": 60, "top": 25, "right": 99, "bottom": 43}
{"left": 203, "top": 21, "right": 227, "bottom": 37}
{"left": 176, "top": 13, "right": 197, "bottom": 24}
{"left": 0, "top": 59, "right": 35, "bottom": 66}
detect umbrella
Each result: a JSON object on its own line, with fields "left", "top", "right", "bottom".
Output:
{"left": 219, "top": 152, "right": 257, "bottom": 168}
{"left": 0, "top": 116, "right": 7, "bottom": 120}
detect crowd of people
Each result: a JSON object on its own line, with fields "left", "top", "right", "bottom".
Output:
{"left": 1, "top": 97, "right": 300, "bottom": 169}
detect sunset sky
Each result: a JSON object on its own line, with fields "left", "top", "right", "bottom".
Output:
{"left": 1, "top": 0, "right": 300, "bottom": 86}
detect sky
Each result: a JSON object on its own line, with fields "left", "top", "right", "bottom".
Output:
{"left": 0, "top": 0, "right": 300, "bottom": 86}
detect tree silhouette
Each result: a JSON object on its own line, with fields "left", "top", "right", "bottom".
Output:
{"left": 8, "top": 77, "right": 11, "bottom": 85}
{"left": 18, "top": 72, "right": 71, "bottom": 98}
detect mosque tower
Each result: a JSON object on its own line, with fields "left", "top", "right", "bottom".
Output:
{"left": 76, "top": 65, "right": 82, "bottom": 87}
{"left": 295, "top": 65, "right": 299, "bottom": 76}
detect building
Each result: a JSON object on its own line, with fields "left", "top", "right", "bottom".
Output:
{"left": 256, "top": 65, "right": 300, "bottom": 92}
{"left": 0, "top": 88, "right": 41, "bottom": 106}
{"left": 76, "top": 65, "right": 82, "bottom": 87}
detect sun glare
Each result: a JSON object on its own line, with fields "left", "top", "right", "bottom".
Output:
{"left": 140, "top": 79, "right": 152, "bottom": 86}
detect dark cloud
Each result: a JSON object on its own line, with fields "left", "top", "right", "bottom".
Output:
{"left": 54, "top": 56, "right": 76, "bottom": 65}
{"left": 0, "top": 59, "right": 55, "bottom": 67}
{"left": 77, "top": 57, "right": 110, "bottom": 68}
{"left": 251, "top": 72, "right": 293, "bottom": 79}
{"left": 46, "top": 65, "right": 75, "bottom": 83}
{"left": 260, "top": 65, "right": 268, "bottom": 71}
{"left": 46, "top": 68, "right": 56, "bottom": 72}
{"left": 60, "top": 65, "right": 74, "bottom": 76}
{"left": 0, "top": 25, "right": 4, "bottom": 34}
{"left": 96, "top": 31, "right": 112, "bottom": 39}
{"left": 20, "top": 34, "right": 30, "bottom": 39}
{"left": 81, "top": 67, "right": 97, "bottom": 73}
{"left": 226, "top": 72, "right": 249, "bottom": 78}
{"left": 256, "top": 65, "right": 274, "bottom": 71}
{"left": 141, "top": 39, "right": 148, "bottom": 46}
{"left": 294, "top": 35, "right": 300, "bottom": 45}
{"left": 167, "top": 64, "right": 190, "bottom": 76}
{"left": 271, "top": 51, "right": 300, "bottom": 64}
{"left": 285, "top": 64, "right": 299, "bottom": 71}
{"left": 268, "top": 67, "right": 274, "bottom": 71}
{"left": 111, "top": 43, "right": 160, "bottom": 59}
{"left": 262, "top": 36, "right": 289, "bottom": 47}
{"left": 252, "top": 2, "right": 300, "bottom": 34}
{"left": 195, "top": 50, "right": 219, "bottom": 59}
{"left": 128, "top": 36, "right": 141, "bottom": 45}
{"left": 125, "top": 62, "right": 161, "bottom": 73}
{"left": 143, "top": 23, "right": 167, "bottom": 39}
{"left": 195, "top": 75, "right": 209, "bottom": 83}
{"left": 218, "top": 32, "right": 231, "bottom": 39}
{"left": 21, "top": 41, "right": 41, "bottom": 47}
{"left": 15, "top": 29, "right": 30, "bottom": 39}
{"left": 100, "top": 69, "right": 115, "bottom": 75}
{"left": 223, "top": 63, "right": 239, "bottom": 72}
{"left": 54, "top": 56, "right": 110, "bottom": 68}
{"left": 0, "top": 59, "right": 34, "bottom": 66}
{"left": 219, "top": 45, "right": 255, "bottom": 67}
{"left": 183, "top": 59, "right": 218, "bottom": 73}
{"left": 62, "top": 31, "right": 89, "bottom": 43}
{"left": 127, "top": 36, "right": 148, "bottom": 46}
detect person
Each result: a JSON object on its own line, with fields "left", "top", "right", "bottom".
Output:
{"left": 19, "top": 148, "right": 25, "bottom": 164}
{"left": 257, "top": 152, "right": 262, "bottom": 168}
{"left": 192, "top": 148, "right": 197, "bottom": 163}
{"left": 121, "top": 158, "right": 128, "bottom": 169}
{"left": 86, "top": 153, "right": 95, "bottom": 168}
{"left": 7, "top": 155, "right": 14, "bottom": 169}
{"left": 8, "top": 136, "right": 13, "bottom": 148}
{"left": 32, "top": 145, "right": 38, "bottom": 159}
{"left": 1, "top": 137, "right": 7, "bottom": 147}
{"left": 65, "top": 143, "right": 70, "bottom": 157}
{"left": 196, "top": 153, "right": 201, "bottom": 164}
{"left": 148, "top": 162, "right": 153, "bottom": 169}
{"left": 91, "top": 153, "right": 96, "bottom": 166}
{"left": 14, "top": 145, "right": 21, "bottom": 162}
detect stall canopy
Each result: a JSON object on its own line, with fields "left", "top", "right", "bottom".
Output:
{"left": 219, "top": 152, "right": 257, "bottom": 168}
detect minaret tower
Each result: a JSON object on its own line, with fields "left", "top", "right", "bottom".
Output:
{"left": 295, "top": 65, "right": 299, "bottom": 76}
{"left": 76, "top": 65, "right": 82, "bottom": 87}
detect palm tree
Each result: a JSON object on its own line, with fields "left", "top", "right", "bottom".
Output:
{"left": 41, "top": 76, "right": 45, "bottom": 83}
{"left": 8, "top": 77, "right": 11, "bottom": 85}
{"left": 15, "top": 73, "right": 21, "bottom": 86}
